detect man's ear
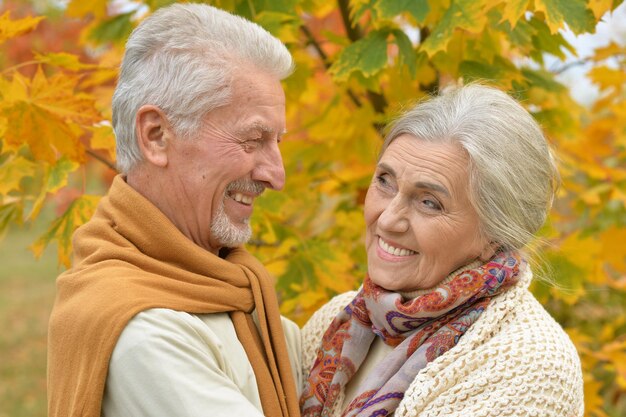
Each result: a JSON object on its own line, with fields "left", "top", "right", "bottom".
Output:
{"left": 135, "top": 105, "right": 172, "bottom": 167}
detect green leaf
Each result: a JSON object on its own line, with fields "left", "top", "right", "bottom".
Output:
{"left": 88, "top": 12, "right": 135, "bottom": 45}
{"left": 0, "top": 155, "right": 38, "bottom": 195}
{"left": 31, "top": 195, "right": 100, "bottom": 267}
{"left": 254, "top": 11, "right": 299, "bottom": 42}
{"left": 421, "top": 0, "right": 490, "bottom": 56}
{"left": 45, "top": 156, "right": 79, "bottom": 194}
{"left": 330, "top": 30, "right": 389, "bottom": 82}
{"left": 352, "top": 0, "right": 378, "bottom": 22}
{"left": 521, "top": 68, "right": 566, "bottom": 92}
{"left": 0, "top": 202, "right": 22, "bottom": 234}
{"left": 145, "top": 0, "right": 178, "bottom": 10}
{"left": 376, "top": 0, "right": 429, "bottom": 22}
{"left": 392, "top": 29, "right": 417, "bottom": 76}
{"left": 459, "top": 56, "right": 519, "bottom": 84}
{"left": 535, "top": 0, "right": 596, "bottom": 34}
{"left": 529, "top": 17, "right": 576, "bottom": 61}
{"left": 503, "top": 16, "right": 534, "bottom": 48}
{"left": 500, "top": 0, "right": 530, "bottom": 28}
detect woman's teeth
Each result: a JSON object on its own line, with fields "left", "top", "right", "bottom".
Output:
{"left": 379, "top": 237, "right": 416, "bottom": 256}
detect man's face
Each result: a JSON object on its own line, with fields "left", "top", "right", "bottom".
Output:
{"left": 165, "top": 67, "right": 286, "bottom": 254}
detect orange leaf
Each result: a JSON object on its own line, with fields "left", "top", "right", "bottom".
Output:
{"left": 0, "top": 11, "right": 44, "bottom": 44}
{"left": 1, "top": 68, "right": 102, "bottom": 163}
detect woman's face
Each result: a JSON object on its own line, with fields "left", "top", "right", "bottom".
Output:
{"left": 364, "top": 134, "right": 494, "bottom": 292}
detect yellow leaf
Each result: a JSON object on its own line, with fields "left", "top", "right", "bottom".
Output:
{"left": 588, "top": 0, "right": 614, "bottom": 20}
{"left": 579, "top": 183, "right": 612, "bottom": 205}
{"left": 599, "top": 227, "right": 626, "bottom": 272}
{"left": 558, "top": 232, "right": 605, "bottom": 286}
{"left": 0, "top": 116, "right": 6, "bottom": 140}
{"left": 33, "top": 51, "right": 98, "bottom": 71}
{"left": 421, "top": 0, "right": 490, "bottom": 55}
{"left": 0, "top": 156, "right": 38, "bottom": 195}
{"left": 588, "top": 66, "right": 626, "bottom": 91}
{"left": 66, "top": 0, "right": 108, "bottom": 19}
{"left": 592, "top": 42, "right": 625, "bottom": 61}
{"left": 1, "top": 68, "right": 102, "bottom": 163}
{"left": 89, "top": 124, "right": 116, "bottom": 160}
{"left": 597, "top": 340, "right": 626, "bottom": 389}
{"left": 27, "top": 157, "right": 80, "bottom": 221}
{"left": 266, "top": 260, "right": 288, "bottom": 278}
{"left": 0, "top": 11, "right": 44, "bottom": 44}
{"left": 31, "top": 195, "right": 100, "bottom": 267}
{"left": 583, "top": 373, "right": 609, "bottom": 417}
{"left": 500, "top": 0, "right": 530, "bottom": 28}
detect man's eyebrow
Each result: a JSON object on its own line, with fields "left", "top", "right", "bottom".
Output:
{"left": 378, "top": 162, "right": 450, "bottom": 197}
{"left": 237, "top": 122, "right": 286, "bottom": 137}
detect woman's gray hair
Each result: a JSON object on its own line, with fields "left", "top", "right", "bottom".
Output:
{"left": 383, "top": 84, "right": 560, "bottom": 252}
{"left": 112, "top": 3, "right": 294, "bottom": 173}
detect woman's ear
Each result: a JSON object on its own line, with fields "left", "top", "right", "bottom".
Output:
{"left": 478, "top": 241, "right": 499, "bottom": 262}
{"left": 135, "top": 105, "right": 171, "bottom": 168}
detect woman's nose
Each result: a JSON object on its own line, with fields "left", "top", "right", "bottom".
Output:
{"left": 377, "top": 196, "right": 410, "bottom": 233}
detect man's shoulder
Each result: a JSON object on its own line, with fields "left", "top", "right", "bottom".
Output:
{"left": 114, "top": 308, "right": 235, "bottom": 357}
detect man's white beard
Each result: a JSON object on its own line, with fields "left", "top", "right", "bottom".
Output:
{"left": 210, "top": 201, "right": 252, "bottom": 248}
{"left": 210, "top": 179, "right": 265, "bottom": 248}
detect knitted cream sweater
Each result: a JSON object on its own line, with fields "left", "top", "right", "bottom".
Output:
{"left": 301, "top": 267, "right": 584, "bottom": 417}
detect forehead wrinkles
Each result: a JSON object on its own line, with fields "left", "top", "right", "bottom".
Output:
{"left": 383, "top": 138, "right": 470, "bottom": 194}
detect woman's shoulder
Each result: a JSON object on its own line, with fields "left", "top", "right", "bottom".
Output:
{"left": 300, "top": 291, "right": 357, "bottom": 370}
{"left": 396, "top": 273, "right": 584, "bottom": 417}
{"left": 302, "top": 292, "right": 356, "bottom": 336}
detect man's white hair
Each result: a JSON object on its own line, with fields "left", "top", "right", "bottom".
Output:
{"left": 112, "top": 3, "right": 293, "bottom": 173}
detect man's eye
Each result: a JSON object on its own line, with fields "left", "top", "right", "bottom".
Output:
{"left": 242, "top": 139, "right": 262, "bottom": 151}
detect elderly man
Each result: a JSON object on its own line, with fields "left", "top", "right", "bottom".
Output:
{"left": 47, "top": 4, "right": 300, "bottom": 417}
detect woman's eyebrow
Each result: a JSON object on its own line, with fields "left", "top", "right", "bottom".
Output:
{"left": 413, "top": 181, "right": 450, "bottom": 197}
{"left": 379, "top": 162, "right": 450, "bottom": 196}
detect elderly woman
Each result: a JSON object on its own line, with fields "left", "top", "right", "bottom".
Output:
{"left": 300, "top": 85, "right": 583, "bottom": 417}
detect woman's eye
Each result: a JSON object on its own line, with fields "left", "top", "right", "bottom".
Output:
{"left": 375, "top": 174, "right": 390, "bottom": 187}
{"left": 421, "top": 198, "right": 442, "bottom": 211}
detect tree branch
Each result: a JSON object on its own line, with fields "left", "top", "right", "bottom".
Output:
{"left": 87, "top": 149, "right": 117, "bottom": 172}
{"left": 336, "top": 0, "right": 387, "bottom": 115}
{"left": 337, "top": 0, "right": 362, "bottom": 42}
{"left": 299, "top": 25, "right": 363, "bottom": 108}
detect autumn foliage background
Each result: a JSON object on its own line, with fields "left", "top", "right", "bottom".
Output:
{"left": 1, "top": 0, "right": 625, "bottom": 415}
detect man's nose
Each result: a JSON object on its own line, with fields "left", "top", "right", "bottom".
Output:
{"left": 253, "top": 140, "right": 285, "bottom": 191}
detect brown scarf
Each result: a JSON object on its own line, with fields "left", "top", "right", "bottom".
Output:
{"left": 47, "top": 175, "right": 300, "bottom": 417}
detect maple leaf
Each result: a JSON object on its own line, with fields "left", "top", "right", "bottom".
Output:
{"left": 375, "top": 0, "right": 430, "bottom": 22}
{"left": 421, "top": 0, "right": 491, "bottom": 55}
{"left": 499, "top": 0, "right": 530, "bottom": 28}
{"left": 0, "top": 11, "right": 44, "bottom": 44}
{"left": 65, "top": 0, "right": 108, "bottom": 19}
{"left": 588, "top": 0, "right": 616, "bottom": 19}
{"left": 31, "top": 195, "right": 100, "bottom": 268}
{"left": 534, "top": 0, "right": 596, "bottom": 34}
{"left": 330, "top": 30, "right": 390, "bottom": 81}
{"left": 33, "top": 51, "right": 99, "bottom": 72}
{"left": 0, "top": 68, "right": 101, "bottom": 163}
{"left": 0, "top": 155, "right": 38, "bottom": 195}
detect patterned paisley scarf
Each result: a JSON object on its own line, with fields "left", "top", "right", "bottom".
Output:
{"left": 300, "top": 252, "right": 523, "bottom": 417}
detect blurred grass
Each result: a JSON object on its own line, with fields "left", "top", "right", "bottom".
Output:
{"left": 0, "top": 212, "right": 60, "bottom": 417}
